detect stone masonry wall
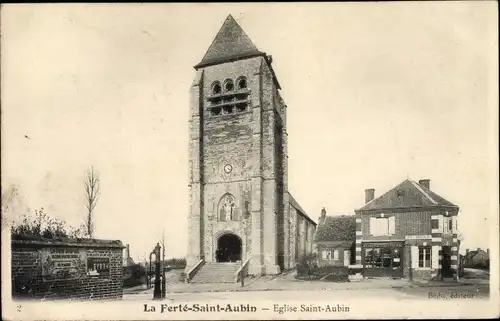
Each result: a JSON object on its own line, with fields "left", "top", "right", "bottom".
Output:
{"left": 289, "top": 206, "right": 298, "bottom": 267}
{"left": 187, "top": 53, "right": 312, "bottom": 275}
{"left": 11, "top": 238, "right": 124, "bottom": 301}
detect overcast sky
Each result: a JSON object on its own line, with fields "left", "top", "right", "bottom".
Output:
{"left": 1, "top": 3, "right": 497, "bottom": 260}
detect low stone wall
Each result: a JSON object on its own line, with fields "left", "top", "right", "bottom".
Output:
{"left": 11, "top": 236, "right": 124, "bottom": 301}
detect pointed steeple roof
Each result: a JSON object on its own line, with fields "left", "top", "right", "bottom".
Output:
{"left": 357, "top": 179, "right": 458, "bottom": 212}
{"left": 194, "top": 15, "right": 266, "bottom": 69}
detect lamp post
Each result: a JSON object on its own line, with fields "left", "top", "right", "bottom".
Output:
{"left": 151, "top": 243, "right": 162, "bottom": 300}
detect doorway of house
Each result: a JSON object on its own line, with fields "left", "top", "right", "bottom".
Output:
{"left": 441, "top": 246, "right": 453, "bottom": 278}
{"left": 216, "top": 233, "right": 242, "bottom": 262}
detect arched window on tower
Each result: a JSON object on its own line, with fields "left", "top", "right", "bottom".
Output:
{"left": 207, "top": 77, "right": 250, "bottom": 117}
{"left": 223, "top": 79, "right": 234, "bottom": 92}
{"left": 212, "top": 81, "right": 222, "bottom": 95}
{"left": 218, "top": 194, "right": 239, "bottom": 221}
{"left": 236, "top": 77, "right": 247, "bottom": 90}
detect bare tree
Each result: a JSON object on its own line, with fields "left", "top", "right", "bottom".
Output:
{"left": 84, "top": 166, "right": 100, "bottom": 238}
{"left": 2, "top": 184, "right": 20, "bottom": 214}
{"left": 1, "top": 184, "right": 23, "bottom": 230}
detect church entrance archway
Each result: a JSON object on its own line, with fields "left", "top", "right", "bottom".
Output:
{"left": 216, "top": 233, "right": 242, "bottom": 262}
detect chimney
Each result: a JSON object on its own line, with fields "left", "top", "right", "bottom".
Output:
{"left": 487, "top": 249, "right": 489, "bottom": 256}
{"left": 365, "top": 189, "right": 375, "bottom": 204}
{"left": 466, "top": 249, "right": 469, "bottom": 255}
{"left": 319, "top": 208, "right": 326, "bottom": 224}
{"left": 477, "top": 247, "right": 481, "bottom": 252}
{"left": 126, "top": 244, "right": 130, "bottom": 259}
{"left": 419, "top": 179, "right": 430, "bottom": 190}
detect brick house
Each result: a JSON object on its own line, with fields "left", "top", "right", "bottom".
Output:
{"left": 315, "top": 208, "right": 356, "bottom": 267}
{"left": 186, "top": 15, "right": 316, "bottom": 282}
{"left": 354, "top": 179, "right": 460, "bottom": 280}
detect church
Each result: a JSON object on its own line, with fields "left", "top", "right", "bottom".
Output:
{"left": 186, "top": 15, "right": 316, "bottom": 282}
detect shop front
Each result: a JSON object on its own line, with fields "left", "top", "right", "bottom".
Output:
{"left": 362, "top": 241, "right": 404, "bottom": 278}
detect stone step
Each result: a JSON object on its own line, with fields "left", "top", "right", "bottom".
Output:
{"left": 190, "top": 262, "right": 241, "bottom": 284}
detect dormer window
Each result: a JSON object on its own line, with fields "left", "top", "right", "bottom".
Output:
{"left": 212, "top": 81, "right": 222, "bottom": 95}
{"left": 224, "top": 79, "right": 234, "bottom": 92}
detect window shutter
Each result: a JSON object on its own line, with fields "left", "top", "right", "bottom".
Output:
{"left": 370, "top": 217, "right": 376, "bottom": 235}
{"left": 411, "top": 246, "right": 418, "bottom": 269}
{"left": 344, "top": 250, "right": 350, "bottom": 266}
{"left": 388, "top": 216, "right": 396, "bottom": 235}
{"left": 431, "top": 245, "right": 439, "bottom": 269}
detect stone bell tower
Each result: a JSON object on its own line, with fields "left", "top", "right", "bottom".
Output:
{"left": 186, "top": 15, "right": 288, "bottom": 276}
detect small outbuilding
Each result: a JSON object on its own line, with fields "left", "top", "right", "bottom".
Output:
{"left": 314, "top": 208, "right": 356, "bottom": 267}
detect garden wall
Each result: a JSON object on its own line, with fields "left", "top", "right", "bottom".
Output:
{"left": 11, "top": 236, "right": 124, "bottom": 301}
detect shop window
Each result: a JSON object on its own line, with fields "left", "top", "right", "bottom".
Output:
{"left": 364, "top": 248, "right": 374, "bottom": 268}
{"left": 364, "top": 246, "right": 402, "bottom": 270}
{"left": 418, "top": 246, "right": 431, "bottom": 268}
{"left": 373, "top": 248, "right": 382, "bottom": 267}
{"left": 381, "top": 248, "right": 392, "bottom": 268}
{"left": 392, "top": 248, "right": 401, "bottom": 268}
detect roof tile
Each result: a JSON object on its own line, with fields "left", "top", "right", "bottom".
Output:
{"left": 195, "top": 15, "right": 265, "bottom": 68}
{"left": 315, "top": 215, "right": 356, "bottom": 243}
{"left": 358, "top": 179, "right": 458, "bottom": 211}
